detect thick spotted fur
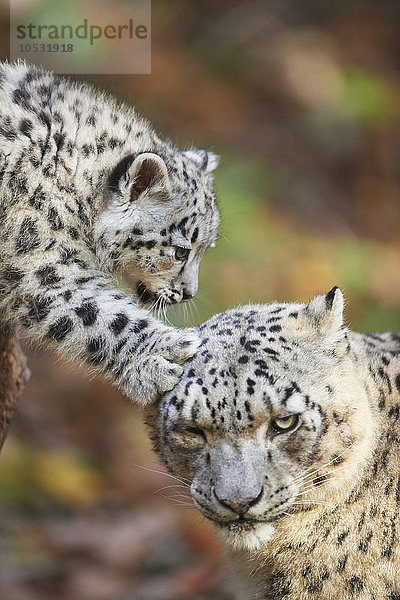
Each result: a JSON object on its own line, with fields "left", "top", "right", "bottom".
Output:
{"left": 146, "top": 288, "right": 400, "bottom": 598}
{"left": 0, "top": 61, "right": 220, "bottom": 405}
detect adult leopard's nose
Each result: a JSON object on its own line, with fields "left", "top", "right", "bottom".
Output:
{"left": 214, "top": 487, "right": 264, "bottom": 515}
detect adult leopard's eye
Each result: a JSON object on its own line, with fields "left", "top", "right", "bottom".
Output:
{"left": 184, "top": 426, "right": 207, "bottom": 441}
{"left": 170, "top": 425, "right": 207, "bottom": 449}
{"left": 174, "top": 246, "right": 190, "bottom": 261}
{"left": 272, "top": 414, "right": 299, "bottom": 433}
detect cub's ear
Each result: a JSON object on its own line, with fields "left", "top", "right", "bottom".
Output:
{"left": 128, "top": 153, "right": 169, "bottom": 201}
{"left": 108, "top": 153, "right": 169, "bottom": 201}
{"left": 182, "top": 148, "right": 220, "bottom": 173}
{"left": 302, "top": 287, "right": 346, "bottom": 346}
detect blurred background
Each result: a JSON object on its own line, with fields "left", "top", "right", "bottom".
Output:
{"left": 1, "top": 1, "right": 400, "bottom": 598}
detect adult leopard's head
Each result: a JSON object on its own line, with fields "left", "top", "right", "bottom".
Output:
{"left": 94, "top": 148, "right": 219, "bottom": 308}
{"left": 146, "top": 289, "right": 376, "bottom": 551}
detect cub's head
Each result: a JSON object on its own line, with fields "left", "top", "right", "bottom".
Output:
{"left": 146, "top": 288, "right": 376, "bottom": 551}
{"left": 95, "top": 148, "right": 219, "bottom": 308}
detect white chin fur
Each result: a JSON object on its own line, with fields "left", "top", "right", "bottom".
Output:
{"left": 217, "top": 522, "right": 275, "bottom": 552}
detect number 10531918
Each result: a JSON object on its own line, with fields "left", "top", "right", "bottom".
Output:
{"left": 18, "top": 44, "right": 74, "bottom": 53}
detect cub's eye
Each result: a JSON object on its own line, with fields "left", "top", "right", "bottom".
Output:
{"left": 271, "top": 414, "right": 299, "bottom": 433}
{"left": 174, "top": 246, "right": 190, "bottom": 261}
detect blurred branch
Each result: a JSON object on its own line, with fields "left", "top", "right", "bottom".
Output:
{"left": 0, "top": 330, "right": 30, "bottom": 452}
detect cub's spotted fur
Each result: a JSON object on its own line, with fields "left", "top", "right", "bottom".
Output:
{"left": 147, "top": 288, "right": 400, "bottom": 599}
{"left": 0, "top": 62, "right": 219, "bottom": 404}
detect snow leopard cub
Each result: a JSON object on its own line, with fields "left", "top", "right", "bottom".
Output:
{"left": 0, "top": 62, "right": 219, "bottom": 405}
{"left": 147, "top": 288, "right": 400, "bottom": 599}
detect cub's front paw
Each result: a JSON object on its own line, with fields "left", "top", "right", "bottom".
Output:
{"left": 123, "top": 354, "right": 183, "bottom": 406}
{"left": 122, "top": 327, "right": 200, "bottom": 406}
{"left": 156, "top": 327, "right": 201, "bottom": 365}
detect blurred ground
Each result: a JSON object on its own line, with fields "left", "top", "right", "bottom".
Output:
{"left": 0, "top": 1, "right": 400, "bottom": 599}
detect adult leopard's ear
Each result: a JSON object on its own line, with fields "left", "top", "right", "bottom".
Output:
{"left": 301, "top": 287, "right": 346, "bottom": 346}
{"left": 182, "top": 148, "right": 220, "bottom": 173}
{"left": 108, "top": 153, "right": 169, "bottom": 201}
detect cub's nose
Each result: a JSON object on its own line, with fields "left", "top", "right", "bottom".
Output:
{"left": 215, "top": 488, "right": 264, "bottom": 515}
{"left": 182, "top": 289, "right": 194, "bottom": 301}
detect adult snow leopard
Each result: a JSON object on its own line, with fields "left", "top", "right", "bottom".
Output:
{"left": 147, "top": 287, "right": 400, "bottom": 599}
{"left": 0, "top": 61, "right": 219, "bottom": 405}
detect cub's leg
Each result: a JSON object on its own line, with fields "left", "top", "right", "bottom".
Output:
{"left": 2, "top": 259, "right": 199, "bottom": 405}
